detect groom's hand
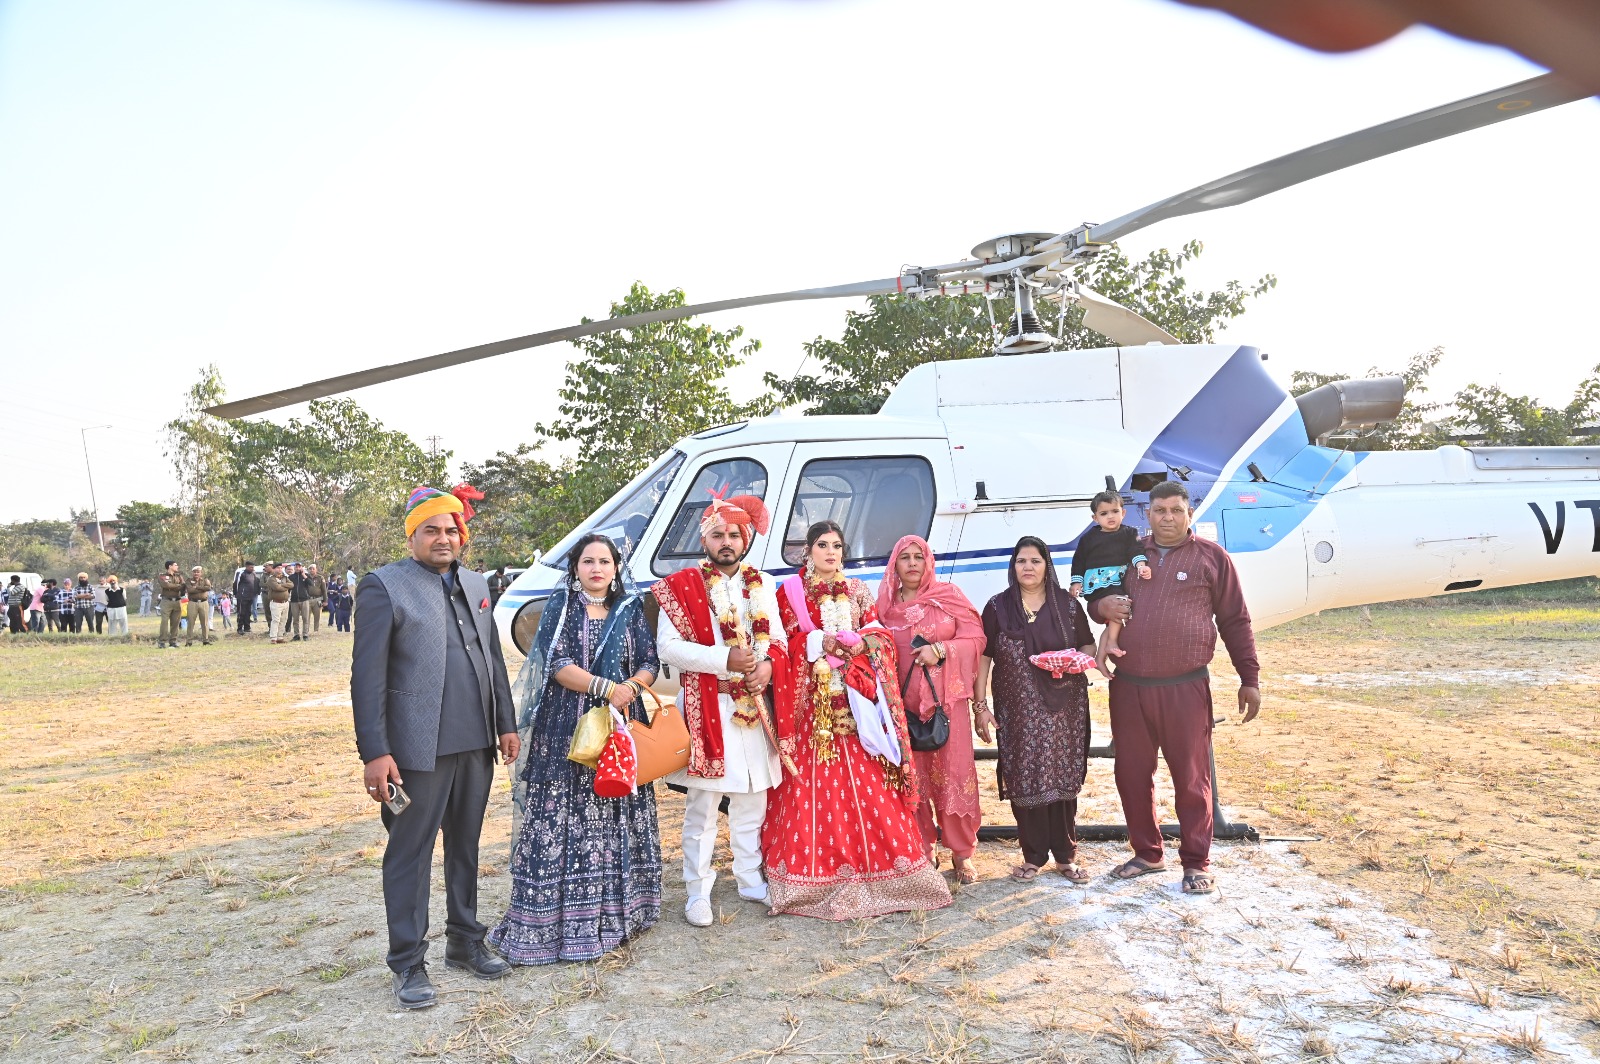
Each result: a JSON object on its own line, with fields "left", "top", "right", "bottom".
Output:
{"left": 726, "top": 646, "right": 756, "bottom": 673}
{"left": 749, "top": 661, "right": 772, "bottom": 691}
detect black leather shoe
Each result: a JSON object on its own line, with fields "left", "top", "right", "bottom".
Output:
{"left": 391, "top": 963, "right": 436, "bottom": 1009}
{"left": 445, "top": 937, "right": 511, "bottom": 979}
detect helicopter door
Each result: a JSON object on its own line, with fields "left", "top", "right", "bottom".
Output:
{"left": 637, "top": 445, "right": 796, "bottom": 583}
{"left": 768, "top": 442, "right": 952, "bottom": 581}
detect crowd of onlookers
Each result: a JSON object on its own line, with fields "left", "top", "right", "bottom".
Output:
{"left": 3, "top": 560, "right": 360, "bottom": 645}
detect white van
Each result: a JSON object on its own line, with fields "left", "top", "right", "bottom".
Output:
{"left": 1, "top": 572, "right": 42, "bottom": 593}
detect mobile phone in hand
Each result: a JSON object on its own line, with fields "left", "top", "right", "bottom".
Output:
{"left": 385, "top": 781, "right": 411, "bottom": 815}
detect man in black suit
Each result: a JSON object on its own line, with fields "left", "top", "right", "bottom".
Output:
{"left": 351, "top": 486, "right": 519, "bottom": 1009}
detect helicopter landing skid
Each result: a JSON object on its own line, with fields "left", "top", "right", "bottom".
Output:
{"left": 971, "top": 737, "right": 1258, "bottom": 843}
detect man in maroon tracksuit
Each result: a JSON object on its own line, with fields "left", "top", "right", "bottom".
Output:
{"left": 1091, "top": 480, "right": 1261, "bottom": 894}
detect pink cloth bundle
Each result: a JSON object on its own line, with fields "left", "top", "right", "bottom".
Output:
{"left": 1028, "top": 649, "right": 1098, "bottom": 678}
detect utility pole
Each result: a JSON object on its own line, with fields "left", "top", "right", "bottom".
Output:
{"left": 81, "top": 425, "right": 113, "bottom": 551}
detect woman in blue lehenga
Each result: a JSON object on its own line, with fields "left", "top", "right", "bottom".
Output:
{"left": 488, "top": 533, "right": 661, "bottom": 964}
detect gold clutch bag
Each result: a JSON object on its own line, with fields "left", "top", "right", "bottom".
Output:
{"left": 567, "top": 700, "right": 613, "bottom": 768}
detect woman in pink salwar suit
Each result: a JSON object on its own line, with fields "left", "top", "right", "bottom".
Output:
{"left": 877, "top": 535, "right": 988, "bottom": 884}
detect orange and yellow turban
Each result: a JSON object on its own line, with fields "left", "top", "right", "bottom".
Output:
{"left": 404, "top": 484, "right": 485, "bottom": 543}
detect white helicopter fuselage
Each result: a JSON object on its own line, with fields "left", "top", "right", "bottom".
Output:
{"left": 495, "top": 344, "right": 1600, "bottom": 671}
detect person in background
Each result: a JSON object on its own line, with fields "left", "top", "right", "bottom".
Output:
{"left": 104, "top": 575, "right": 129, "bottom": 636}
{"left": 306, "top": 564, "right": 328, "bottom": 635}
{"left": 345, "top": 564, "right": 358, "bottom": 590}
{"left": 877, "top": 535, "right": 988, "bottom": 885}
{"left": 185, "top": 565, "right": 214, "bottom": 647}
{"left": 333, "top": 582, "right": 353, "bottom": 632}
{"left": 92, "top": 579, "right": 109, "bottom": 634}
{"left": 4, "top": 575, "right": 27, "bottom": 634}
{"left": 233, "top": 563, "right": 260, "bottom": 636}
{"left": 52, "top": 580, "right": 76, "bottom": 632}
{"left": 157, "top": 561, "right": 185, "bottom": 649}
{"left": 72, "top": 573, "right": 96, "bottom": 635}
{"left": 263, "top": 562, "right": 292, "bottom": 644}
{"left": 486, "top": 566, "right": 508, "bottom": 608}
{"left": 217, "top": 589, "right": 233, "bottom": 631}
{"left": 27, "top": 580, "right": 47, "bottom": 633}
{"left": 288, "top": 562, "right": 311, "bottom": 642}
{"left": 42, "top": 579, "right": 62, "bottom": 632}
{"left": 138, "top": 577, "right": 153, "bottom": 616}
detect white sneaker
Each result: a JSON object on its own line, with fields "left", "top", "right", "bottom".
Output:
{"left": 739, "top": 886, "right": 770, "bottom": 905}
{"left": 685, "top": 897, "right": 714, "bottom": 927}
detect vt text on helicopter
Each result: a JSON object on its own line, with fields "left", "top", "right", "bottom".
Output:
{"left": 207, "top": 73, "right": 1600, "bottom": 672}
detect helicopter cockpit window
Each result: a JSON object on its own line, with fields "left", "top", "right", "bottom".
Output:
{"left": 781, "top": 456, "right": 934, "bottom": 567}
{"left": 543, "top": 450, "right": 686, "bottom": 572}
{"left": 651, "top": 457, "right": 770, "bottom": 576}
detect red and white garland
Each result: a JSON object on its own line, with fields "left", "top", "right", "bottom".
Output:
{"left": 702, "top": 561, "right": 771, "bottom": 727}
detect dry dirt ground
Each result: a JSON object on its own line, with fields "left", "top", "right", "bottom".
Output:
{"left": 2, "top": 593, "right": 1599, "bottom": 1063}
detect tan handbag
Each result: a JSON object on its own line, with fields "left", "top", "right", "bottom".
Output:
{"left": 566, "top": 700, "right": 613, "bottom": 769}
{"left": 630, "top": 687, "right": 691, "bottom": 784}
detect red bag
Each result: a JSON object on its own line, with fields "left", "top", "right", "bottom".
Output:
{"left": 593, "top": 707, "right": 638, "bottom": 798}
{"left": 1028, "top": 648, "right": 1098, "bottom": 678}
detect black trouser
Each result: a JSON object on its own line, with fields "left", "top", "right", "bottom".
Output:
{"left": 1012, "top": 798, "right": 1080, "bottom": 868}
{"left": 5, "top": 605, "right": 22, "bottom": 634}
{"left": 380, "top": 748, "right": 494, "bottom": 973}
{"left": 236, "top": 599, "right": 252, "bottom": 632}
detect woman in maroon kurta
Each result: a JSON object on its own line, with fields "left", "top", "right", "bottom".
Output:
{"left": 877, "top": 535, "right": 987, "bottom": 884}
{"left": 975, "top": 535, "right": 1098, "bottom": 882}
{"left": 762, "top": 521, "right": 951, "bottom": 920}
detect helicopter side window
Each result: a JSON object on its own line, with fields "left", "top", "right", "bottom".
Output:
{"left": 781, "top": 456, "right": 934, "bottom": 567}
{"left": 651, "top": 458, "right": 770, "bottom": 576}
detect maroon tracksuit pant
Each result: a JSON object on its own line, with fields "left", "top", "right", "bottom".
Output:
{"left": 1109, "top": 675, "right": 1214, "bottom": 871}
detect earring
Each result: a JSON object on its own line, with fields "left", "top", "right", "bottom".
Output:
{"left": 570, "top": 577, "right": 582, "bottom": 591}
{"left": 611, "top": 576, "right": 621, "bottom": 591}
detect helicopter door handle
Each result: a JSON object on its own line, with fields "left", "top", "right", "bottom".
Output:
{"left": 1260, "top": 523, "right": 1274, "bottom": 536}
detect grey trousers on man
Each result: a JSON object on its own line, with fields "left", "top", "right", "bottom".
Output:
{"left": 289, "top": 600, "right": 310, "bottom": 638}
{"left": 379, "top": 748, "right": 494, "bottom": 973}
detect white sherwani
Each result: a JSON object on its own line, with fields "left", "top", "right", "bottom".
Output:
{"left": 656, "top": 568, "right": 785, "bottom": 903}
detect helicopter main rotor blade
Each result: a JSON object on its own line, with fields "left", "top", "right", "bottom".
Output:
{"left": 1073, "top": 285, "right": 1181, "bottom": 346}
{"left": 1088, "top": 73, "right": 1589, "bottom": 247}
{"left": 205, "top": 277, "right": 904, "bottom": 418}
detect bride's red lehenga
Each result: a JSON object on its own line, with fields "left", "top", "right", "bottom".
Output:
{"left": 762, "top": 574, "right": 952, "bottom": 920}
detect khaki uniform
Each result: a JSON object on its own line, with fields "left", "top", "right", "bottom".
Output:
{"left": 185, "top": 575, "right": 214, "bottom": 645}
{"left": 264, "top": 571, "right": 292, "bottom": 642}
{"left": 306, "top": 573, "right": 327, "bottom": 632}
{"left": 157, "top": 572, "right": 186, "bottom": 646}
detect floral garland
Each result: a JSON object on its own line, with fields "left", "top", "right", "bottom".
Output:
{"left": 806, "top": 571, "right": 853, "bottom": 763}
{"left": 701, "top": 561, "right": 771, "bottom": 727}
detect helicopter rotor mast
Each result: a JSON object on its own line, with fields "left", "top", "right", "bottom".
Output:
{"left": 204, "top": 73, "right": 1588, "bottom": 420}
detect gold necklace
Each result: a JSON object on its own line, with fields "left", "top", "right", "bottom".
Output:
{"left": 1021, "top": 590, "right": 1045, "bottom": 623}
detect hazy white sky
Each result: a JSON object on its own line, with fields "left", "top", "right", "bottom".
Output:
{"left": 2, "top": 0, "right": 1596, "bottom": 525}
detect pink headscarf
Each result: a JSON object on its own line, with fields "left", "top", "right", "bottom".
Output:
{"left": 876, "top": 535, "right": 985, "bottom": 712}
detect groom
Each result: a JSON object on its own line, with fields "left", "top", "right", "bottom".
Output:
{"left": 652, "top": 493, "right": 793, "bottom": 928}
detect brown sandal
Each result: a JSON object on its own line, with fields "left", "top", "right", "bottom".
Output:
{"left": 1056, "top": 862, "right": 1090, "bottom": 884}
{"left": 951, "top": 861, "right": 977, "bottom": 885}
{"left": 1010, "top": 863, "right": 1042, "bottom": 882}
{"left": 1181, "top": 871, "right": 1216, "bottom": 895}
{"left": 1109, "top": 858, "right": 1167, "bottom": 881}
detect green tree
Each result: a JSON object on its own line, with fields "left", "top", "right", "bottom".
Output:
{"left": 1449, "top": 363, "right": 1600, "bottom": 446}
{"left": 536, "top": 282, "right": 768, "bottom": 509}
{"left": 115, "top": 501, "right": 180, "bottom": 577}
{"left": 1289, "top": 347, "right": 1448, "bottom": 451}
{"left": 229, "top": 398, "right": 448, "bottom": 571}
{"left": 458, "top": 443, "right": 588, "bottom": 564}
{"left": 766, "top": 241, "right": 1276, "bottom": 415}
{"left": 164, "top": 365, "right": 246, "bottom": 572}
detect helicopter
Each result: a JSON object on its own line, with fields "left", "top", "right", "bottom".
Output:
{"left": 206, "top": 73, "right": 1600, "bottom": 666}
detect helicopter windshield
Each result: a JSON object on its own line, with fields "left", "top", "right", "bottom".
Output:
{"left": 541, "top": 450, "right": 686, "bottom": 571}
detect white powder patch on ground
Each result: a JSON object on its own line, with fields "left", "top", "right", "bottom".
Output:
{"left": 1031, "top": 842, "right": 1596, "bottom": 1062}
{"left": 1285, "top": 667, "right": 1600, "bottom": 688}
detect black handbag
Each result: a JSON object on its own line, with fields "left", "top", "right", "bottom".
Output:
{"left": 905, "top": 635, "right": 950, "bottom": 752}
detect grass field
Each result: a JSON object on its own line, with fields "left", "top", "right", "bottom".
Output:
{"left": 2, "top": 592, "right": 1598, "bottom": 1061}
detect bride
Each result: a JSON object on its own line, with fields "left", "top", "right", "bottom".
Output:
{"left": 762, "top": 520, "right": 951, "bottom": 920}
